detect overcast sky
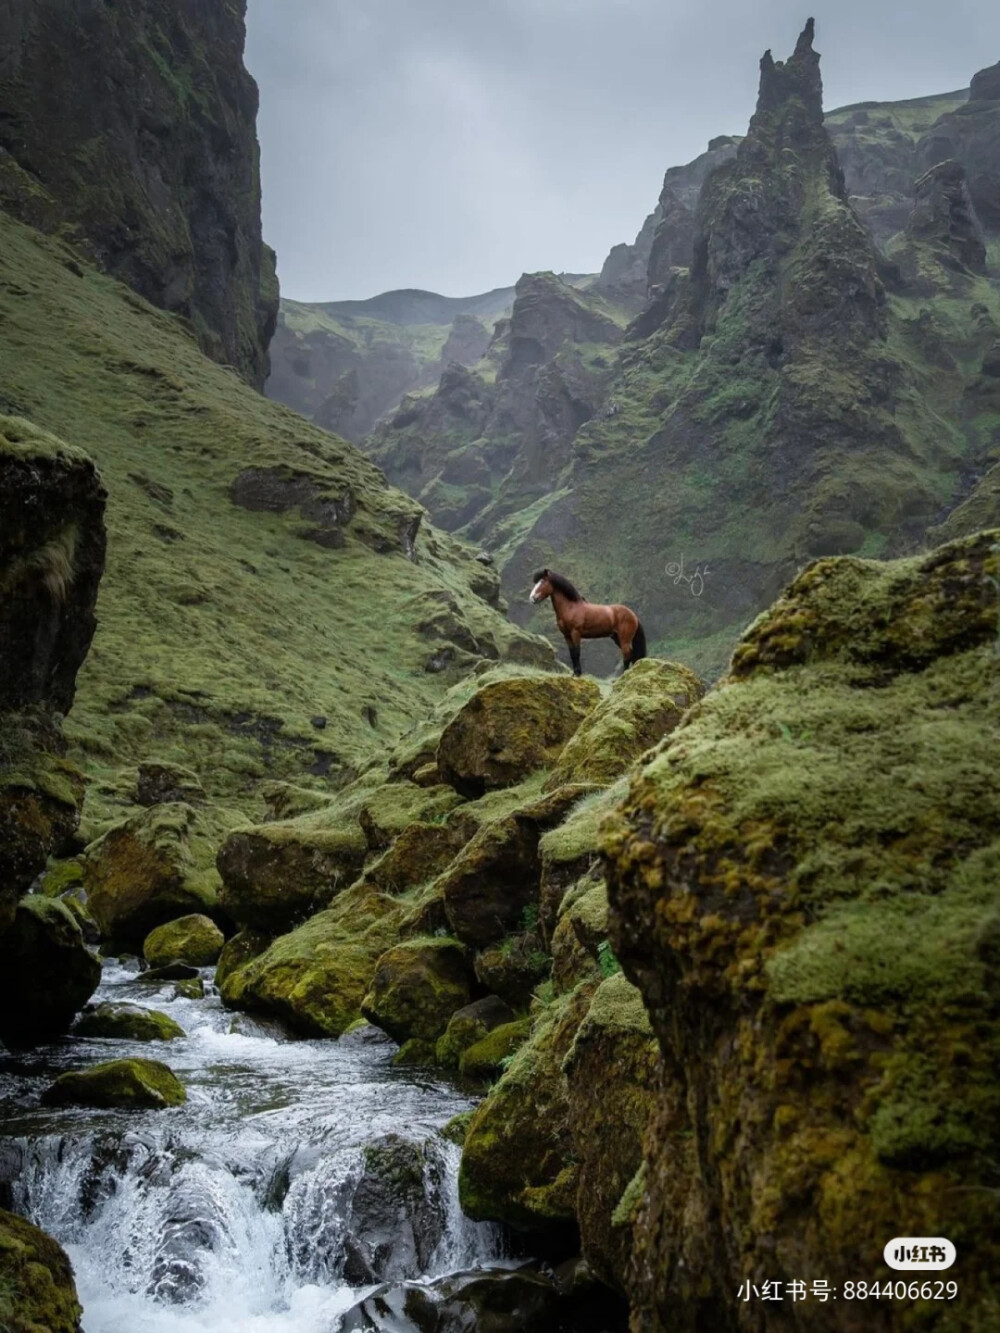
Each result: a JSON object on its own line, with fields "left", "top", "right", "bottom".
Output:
{"left": 245, "top": 1, "right": 1000, "bottom": 303}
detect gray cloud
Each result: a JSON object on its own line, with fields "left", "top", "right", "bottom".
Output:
{"left": 245, "top": 0, "right": 1000, "bottom": 301}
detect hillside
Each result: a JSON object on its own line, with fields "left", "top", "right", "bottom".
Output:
{"left": 0, "top": 209, "right": 553, "bottom": 837}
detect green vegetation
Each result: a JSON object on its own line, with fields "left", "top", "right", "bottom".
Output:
{"left": 0, "top": 210, "right": 550, "bottom": 836}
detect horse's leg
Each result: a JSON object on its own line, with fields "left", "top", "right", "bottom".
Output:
{"left": 565, "top": 630, "right": 583, "bottom": 677}
{"left": 618, "top": 619, "right": 634, "bottom": 670}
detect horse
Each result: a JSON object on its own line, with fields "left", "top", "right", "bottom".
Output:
{"left": 529, "top": 568, "right": 647, "bottom": 676}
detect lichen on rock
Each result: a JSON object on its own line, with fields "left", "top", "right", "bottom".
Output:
{"left": 602, "top": 529, "right": 1000, "bottom": 1328}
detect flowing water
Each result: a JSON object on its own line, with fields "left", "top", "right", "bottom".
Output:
{"left": 0, "top": 962, "right": 506, "bottom": 1332}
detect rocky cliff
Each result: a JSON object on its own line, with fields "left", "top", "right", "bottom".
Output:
{"left": 0, "top": 0, "right": 277, "bottom": 387}
{"left": 603, "top": 531, "right": 1000, "bottom": 1330}
{"left": 266, "top": 287, "right": 515, "bottom": 441}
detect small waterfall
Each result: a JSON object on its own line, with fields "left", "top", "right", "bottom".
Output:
{"left": 1, "top": 964, "right": 506, "bottom": 1333}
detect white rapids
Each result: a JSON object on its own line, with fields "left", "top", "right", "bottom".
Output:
{"left": 0, "top": 961, "right": 506, "bottom": 1333}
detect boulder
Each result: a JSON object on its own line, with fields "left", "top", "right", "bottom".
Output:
{"left": 365, "top": 820, "right": 469, "bottom": 894}
{"left": 75, "top": 1001, "right": 185, "bottom": 1042}
{"left": 362, "top": 939, "right": 474, "bottom": 1044}
{"left": 214, "top": 928, "right": 272, "bottom": 989}
{"left": 0, "top": 1208, "right": 82, "bottom": 1333}
{"left": 42, "top": 1057, "right": 186, "bottom": 1109}
{"left": 0, "top": 416, "right": 106, "bottom": 715}
{"left": 0, "top": 897, "right": 101, "bottom": 1044}
{"left": 341, "top": 1135, "right": 446, "bottom": 1284}
{"left": 563, "top": 975, "right": 659, "bottom": 1290}
{"left": 0, "top": 726, "right": 84, "bottom": 915}
{"left": 459, "top": 1018, "right": 532, "bottom": 1080}
{"left": 357, "top": 781, "right": 465, "bottom": 851}
{"left": 218, "top": 884, "right": 400, "bottom": 1037}
{"left": 435, "top": 995, "right": 515, "bottom": 1067}
{"left": 216, "top": 810, "right": 367, "bottom": 934}
{"left": 135, "top": 760, "right": 205, "bottom": 807}
{"left": 604, "top": 531, "right": 1000, "bottom": 1330}
{"left": 143, "top": 913, "right": 224, "bottom": 968}
{"left": 459, "top": 981, "right": 596, "bottom": 1234}
{"left": 82, "top": 803, "right": 220, "bottom": 947}
{"left": 436, "top": 676, "right": 600, "bottom": 797}
{"left": 544, "top": 659, "right": 703, "bottom": 790}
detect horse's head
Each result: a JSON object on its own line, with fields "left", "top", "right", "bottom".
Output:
{"left": 529, "top": 569, "right": 553, "bottom": 604}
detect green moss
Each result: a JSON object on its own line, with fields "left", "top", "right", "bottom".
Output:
{"left": 362, "top": 937, "right": 473, "bottom": 1043}
{"left": 459, "top": 1018, "right": 532, "bottom": 1079}
{"left": 610, "top": 1162, "right": 646, "bottom": 1229}
{"left": 143, "top": 913, "right": 224, "bottom": 968}
{"left": 42, "top": 1057, "right": 186, "bottom": 1108}
{"left": 0, "top": 1208, "right": 82, "bottom": 1333}
{"left": 0, "top": 209, "right": 553, "bottom": 834}
{"left": 75, "top": 1001, "right": 185, "bottom": 1041}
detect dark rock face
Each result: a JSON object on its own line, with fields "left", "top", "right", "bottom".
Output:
{"left": 341, "top": 1135, "right": 446, "bottom": 1284}
{"left": 0, "top": 897, "right": 101, "bottom": 1044}
{"left": 916, "top": 62, "right": 1000, "bottom": 231}
{"left": 0, "top": 417, "right": 106, "bottom": 714}
{"left": 0, "top": 0, "right": 278, "bottom": 386}
{"left": 906, "top": 159, "right": 986, "bottom": 273}
{"left": 645, "top": 136, "right": 740, "bottom": 289}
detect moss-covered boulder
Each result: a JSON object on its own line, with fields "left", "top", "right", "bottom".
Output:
{"left": 365, "top": 820, "right": 469, "bottom": 895}
{"left": 436, "top": 676, "right": 600, "bottom": 797}
{"left": 362, "top": 939, "right": 474, "bottom": 1044}
{"left": 0, "top": 739, "right": 85, "bottom": 919}
{"left": 341, "top": 1134, "right": 446, "bottom": 1284}
{"left": 218, "top": 884, "right": 399, "bottom": 1037}
{"left": 216, "top": 808, "right": 367, "bottom": 934}
{"left": 472, "top": 936, "right": 550, "bottom": 1012}
{"left": 550, "top": 874, "right": 608, "bottom": 992}
{"left": 459, "top": 1017, "right": 532, "bottom": 1079}
{"left": 0, "top": 897, "right": 101, "bottom": 1044}
{"left": 459, "top": 981, "right": 596, "bottom": 1234}
{"left": 544, "top": 659, "right": 703, "bottom": 790}
{"left": 75, "top": 1001, "right": 185, "bottom": 1042}
{"left": 357, "top": 781, "right": 464, "bottom": 851}
{"left": 135, "top": 760, "right": 205, "bottom": 807}
{"left": 42, "top": 1057, "right": 186, "bottom": 1109}
{"left": 435, "top": 995, "right": 515, "bottom": 1067}
{"left": 603, "top": 531, "right": 1000, "bottom": 1329}
{"left": 143, "top": 913, "right": 224, "bottom": 968}
{"left": 82, "top": 803, "right": 223, "bottom": 947}
{"left": 214, "top": 928, "right": 272, "bottom": 989}
{"left": 563, "top": 974, "right": 659, "bottom": 1290}
{"left": 440, "top": 784, "right": 595, "bottom": 950}
{"left": 0, "top": 1207, "right": 83, "bottom": 1333}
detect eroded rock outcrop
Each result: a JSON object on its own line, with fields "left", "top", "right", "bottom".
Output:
{"left": 0, "top": 0, "right": 278, "bottom": 385}
{"left": 603, "top": 531, "right": 1000, "bottom": 1330}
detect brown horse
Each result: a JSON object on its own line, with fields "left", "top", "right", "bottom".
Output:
{"left": 530, "top": 568, "right": 647, "bottom": 676}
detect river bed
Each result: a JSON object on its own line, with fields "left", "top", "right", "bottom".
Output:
{"left": 0, "top": 961, "right": 506, "bottom": 1332}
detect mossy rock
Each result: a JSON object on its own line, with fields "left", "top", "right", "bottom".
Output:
{"left": 82, "top": 802, "right": 223, "bottom": 948}
{"left": 0, "top": 1207, "right": 83, "bottom": 1333}
{"left": 459, "top": 981, "right": 596, "bottom": 1233}
{"left": 357, "top": 780, "right": 464, "bottom": 851}
{"left": 214, "top": 928, "right": 272, "bottom": 988}
{"left": 459, "top": 1017, "right": 533, "bottom": 1079}
{"left": 545, "top": 659, "right": 703, "bottom": 790}
{"left": 365, "top": 819, "right": 470, "bottom": 895}
{"left": 562, "top": 974, "right": 659, "bottom": 1291}
{"left": 216, "top": 810, "right": 367, "bottom": 934}
{"left": 143, "top": 913, "right": 224, "bottom": 968}
{"left": 135, "top": 760, "right": 205, "bottom": 807}
{"left": 75, "top": 1001, "right": 185, "bottom": 1041}
{"left": 436, "top": 675, "right": 600, "bottom": 797}
{"left": 218, "top": 882, "right": 401, "bottom": 1037}
{"left": 435, "top": 995, "right": 515, "bottom": 1067}
{"left": 42, "top": 1057, "right": 186, "bottom": 1109}
{"left": 551, "top": 875, "right": 609, "bottom": 992}
{"left": 0, "top": 736, "right": 84, "bottom": 903}
{"left": 603, "top": 530, "right": 1000, "bottom": 1323}
{"left": 474, "top": 935, "right": 551, "bottom": 1011}
{"left": 0, "top": 896, "right": 101, "bottom": 1044}
{"left": 362, "top": 938, "right": 474, "bottom": 1044}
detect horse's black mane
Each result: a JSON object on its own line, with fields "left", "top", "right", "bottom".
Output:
{"left": 535, "top": 568, "right": 584, "bottom": 602}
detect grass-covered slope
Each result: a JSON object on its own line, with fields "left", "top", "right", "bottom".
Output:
{"left": 0, "top": 209, "right": 552, "bottom": 831}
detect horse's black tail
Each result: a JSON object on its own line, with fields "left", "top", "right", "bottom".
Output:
{"left": 630, "top": 619, "right": 647, "bottom": 664}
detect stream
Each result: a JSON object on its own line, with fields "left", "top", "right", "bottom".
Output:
{"left": 0, "top": 961, "right": 507, "bottom": 1332}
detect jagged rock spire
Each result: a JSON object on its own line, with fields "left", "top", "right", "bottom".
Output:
{"left": 756, "top": 17, "right": 823, "bottom": 119}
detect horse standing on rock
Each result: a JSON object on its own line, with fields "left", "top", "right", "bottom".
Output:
{"left": 529, "top": 568, "right": 647, "bottom": 676}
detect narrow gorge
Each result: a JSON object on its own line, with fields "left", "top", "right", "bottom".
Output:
{"left": 1, "top": 8, "right": 998, "bottom": 1333}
